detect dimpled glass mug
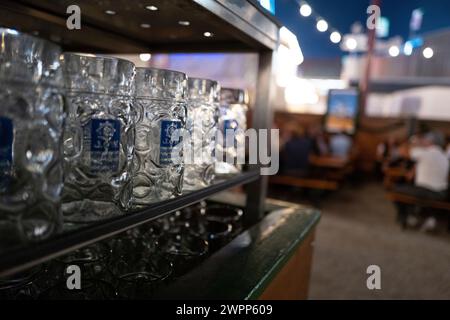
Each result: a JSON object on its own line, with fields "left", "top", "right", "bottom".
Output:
{"left": 61, "top": 53, "right": 136, "bottom": 224}
{"left": 0, "top": 28, "right": 65, "bottom": 251}
{"left": 132, "top": 68, "right": 187, "bottom": 206}
{"left": 215, "top": 88, "right": 248, "bottom": 177}
{"left": 183, "top": 78, "right": 219, "bottom": 191}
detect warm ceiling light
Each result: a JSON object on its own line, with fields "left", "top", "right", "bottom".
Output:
{"left": 316, "top": 19, "right": 328, "bottom": 32}
{"left": 139, "top": 53, "right": 151, "bottom": 62}
{"left": 330, "top": 31, "right": 341, "bottom": 44}
{"left": 178, "top": 20, "right": 190, "bottom": 26}
{"left": 299, "top": 4, "right": 312, "bottom": 17}
{"left": 145, "top": 5, "right": 158, "bottom": 11}
{"left": 105, "top": 10, "right": 116, "bottom": 15}
{"left": 423, "top": 47, "right": 434, "bottom": 59}
{"left": 203, "top": 32, "right": 213, "bottom": 37}
{"left": 140, "top": 23, "right": 151, "bottom": 28}
{"left": 388, "top": 45, "right": 400, "bottom": 57}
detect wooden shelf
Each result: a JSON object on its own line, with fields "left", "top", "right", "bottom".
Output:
{"left": 0, "top": 171, "right": 260, "bottom": 277}
{"left": 0, "top": 0, "right": 281, "bottom": 53}
{"left": 0, "top": 0, "right": 279, "bottom": 278}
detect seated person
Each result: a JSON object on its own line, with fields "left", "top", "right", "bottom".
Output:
{"left": 280, "top": 125, "right": 313, "bottom": 177}
{"left": 446, "top": 138, "right": 450, "bottom": 160}
{"left": 386, "top": 138, "right": 403, "bottom": 166}
{"left": 309, "top": 125, "right": 330, "bottom": 156}
{"left": 377, "top": 137, "right": 413, "bottom": 178}
{"left": 376, "top": 137, "right": 402, "bottom": 167}
{"left": 394, "top": 131, "right": 449, "bottom": 228}
{"left": 329, "top": 132, "right": 352, "bottom": 158}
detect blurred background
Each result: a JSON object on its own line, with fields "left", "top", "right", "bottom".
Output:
{"left": 117, "top": 0, "right": 450, "bottom": 299}
{"left": 1, "top": 0, "right": 449, "bottom": 300}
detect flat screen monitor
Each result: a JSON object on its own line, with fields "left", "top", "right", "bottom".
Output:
{"left": 325, "top": 88, "right": 360, "bottom": 135}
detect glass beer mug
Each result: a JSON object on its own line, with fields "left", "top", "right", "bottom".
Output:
{"left": 0, "top": 28, "right": 64, "bottom": 250}
{"left": 132, "top": 68, "right": 187, "bottom": 206}
{"left": 183, "top": 78, "right": 219, "bottom": 191}
{"left": 61, "top": 53, "right": 135, "bottom": 224}
{"left": 215, "top": 88, "right": 248, "bottom": 177}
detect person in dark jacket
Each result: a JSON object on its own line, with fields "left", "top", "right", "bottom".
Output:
{"left": 280, "top": 125, "right": 313, "bottom": 177}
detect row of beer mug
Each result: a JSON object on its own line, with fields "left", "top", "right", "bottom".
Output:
{"left": 0, "top": 28, "right": 248, "bottom": 250}
{"left": 0, "top": 202, "right": 244, "bottom": 300}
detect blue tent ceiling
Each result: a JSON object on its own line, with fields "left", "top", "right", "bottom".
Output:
{"left": 274, "top": 0, "right": 450, "bottom": 58}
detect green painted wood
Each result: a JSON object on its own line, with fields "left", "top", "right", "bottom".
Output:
{"left": 155, "top": 204, "right": 321, "bottom": 300}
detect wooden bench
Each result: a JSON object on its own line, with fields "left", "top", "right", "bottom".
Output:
{"left": 309, "top": 155, "right": 349, "bottom": 169}
{"left": 386, "top": 192, "right": 450, "bottom": 211}
{"left": 383, "top": 166, "right": 450, "bottom": 191}
{"left": 309, "top": 155, "right": 354, "bottom": 182}
{"left": 387, "top": 192, "right": 450, "bottom": 231}
{"left": 383, "top": 167, "right": 407, "bottom": 190}
{"left": 270, "top": 175, "right": 339, "bottom": 191}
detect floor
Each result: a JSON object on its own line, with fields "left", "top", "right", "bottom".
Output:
{"left": 269, "top": 181, "right": 450, "bottom": 300}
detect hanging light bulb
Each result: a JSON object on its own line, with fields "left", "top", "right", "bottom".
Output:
{"left": 299, "top": 3, "right": 312, "bottom": 17}
{"left": 316, "top": 19, "right": 328, "bottom": 32}
{"left": 345, "top": 38, "right": 358, "bottom": 51}
{"left": 423, "top": 47, "right": 434, "bottom": 59}
{"left": 388, "top": 46, "right": 400, "bottom": 57}
{"left": 330, "top": 31, "right": 342, "bottom": 44}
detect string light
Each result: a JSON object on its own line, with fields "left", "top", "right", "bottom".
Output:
{"left": 298, "top": 1, "right": 341, "bottom": 45}
{"left": 330, "top": 31, "right": 342, "bottom": 44}
{"left": 299, "top": 3, "right": 312, "bottom": 17}
{"left": 316, "top": 19, "right": 328, "bottom": 32}
{"left": 423, "top": 47, "right": 434, "bottom": 59}
{"left": 346, "top": 38, "right": 358, "bottom": 51}
{"left": 296, "top": 1, "right": 429, "bottom": 58}
{"left": 388, "top": 46, "right": 400, "bottom": 57}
